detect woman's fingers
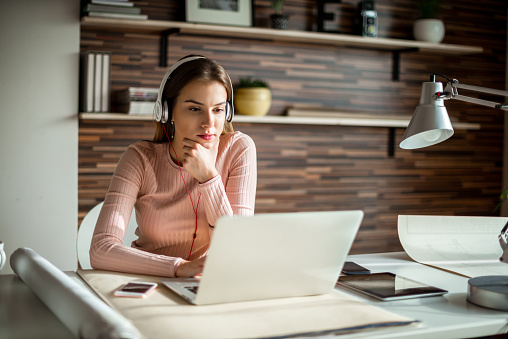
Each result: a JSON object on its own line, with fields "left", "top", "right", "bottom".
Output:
{"left": 176, "top": 256, "right": 207, "bottom": 277}
{"left": 181, "top": 138, "right": 219, "bottom": 182}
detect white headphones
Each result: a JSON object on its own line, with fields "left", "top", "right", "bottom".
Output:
{"left": 153, "top": 56, "right": 234, "bottom": 124}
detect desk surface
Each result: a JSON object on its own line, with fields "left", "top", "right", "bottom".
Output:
{"left": 334, "top": 252, "right": 508, "bottom": 339}
{"left": 0, "top": 273, "right": 76, "bottom": 339}
{"left": 2, "top": 252, "right": 508, "bottom": 339}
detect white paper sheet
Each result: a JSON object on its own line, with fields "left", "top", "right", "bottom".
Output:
{"left": 78, "top": 269, "right": 418, "bottom": 339}
{"left": 10, "top": 248, "right": 142, "bottom": 339}
{"left": 398, "top": 215, "right": 508, "bottom": 277}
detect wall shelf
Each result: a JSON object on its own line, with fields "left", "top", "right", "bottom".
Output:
{"left": 79, "top": 112, "right": 480, "bottom": 157}
{"left": 81, "top": 17, "right": 484, "bottom": 80}
{"left": 79, "top": 112, "right": 479, "bottom": 130}
{"left": 80, "top": 16, "right": 483, "bottom": 156}
{"left": 81, "top": 17, "right": 482, "bottom": 55}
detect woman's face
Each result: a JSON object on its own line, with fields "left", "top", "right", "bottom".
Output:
{"left": 171, "top": 80, "right": 227, "bottom": 149}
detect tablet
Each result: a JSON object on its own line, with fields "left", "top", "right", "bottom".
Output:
{"left": 337, "top": 272, "right": 448, "bottom": 301}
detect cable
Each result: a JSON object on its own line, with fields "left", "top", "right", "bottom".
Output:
{"left": 163, "top": 125, "right": 201, "bottom": 261}
{"left": 431, "top": 73, "right": 455, "bottom": 83}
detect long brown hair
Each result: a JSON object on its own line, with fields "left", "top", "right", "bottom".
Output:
{"left": 153, "top": 55, "right": 234, "bottom": 142}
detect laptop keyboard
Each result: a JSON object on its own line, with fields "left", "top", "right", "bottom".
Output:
{"left": 185, "top": 286, "right": 199, "bottom": 294}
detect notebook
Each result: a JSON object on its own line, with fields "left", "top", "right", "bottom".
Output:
{"left": 161, "top": 210, "right": 364, "bottom": 305}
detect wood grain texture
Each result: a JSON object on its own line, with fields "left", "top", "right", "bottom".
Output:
{"left": 79, "top": 0, "right": 507, "bottom": 254}
{"left": 79, "top": 118, "right": 502, "bottom": 254}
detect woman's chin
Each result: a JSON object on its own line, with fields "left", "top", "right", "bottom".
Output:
{"left": 198, "top": 136, "right": 219, "bottom": 147}
{"left": 200, "top": 141, "right": 215, "bottom": 149}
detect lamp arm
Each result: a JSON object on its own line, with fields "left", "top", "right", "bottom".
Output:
{"left": 439, "top": 81, "right": 508, "bottom": 110}
{"left": 454, "top": 82, "right": 508, "bottom": 97}
{"left": 453, "top": 94, "right": 506, "bottom": 109}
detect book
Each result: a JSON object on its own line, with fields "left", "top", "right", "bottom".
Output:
{"left": 101, "top": 53, "right": 111, "bottom": 112}
{"left": 79, "top": 51, "right": 112, "bottom": 113}
{"left": 398, "top": 215, "right": 508, "bottom": 278}
{"left": 87, "top": 11, "right": 148, "bottom": 20}
{"left": 117, "top": 102, "right": 156, "bottom": 115}
{"left": 84, "top": 3, "right": 141, "bottom": 14}
{"left": 79, "top": 52, "right": 95, "bottom": 112}
{"left": 113, "top": 87, "right": 158, "bottom": 115}
{"left": 90, "top": 0, "right": 135, "bottom": 7}
{"left": 94, "top": 53, "right": 103, "bottom": 112}
{"left": 116, "top": 87, "right": 159, "bottom": 102}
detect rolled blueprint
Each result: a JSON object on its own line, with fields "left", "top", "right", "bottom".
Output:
{"left": 10, "top": 248, "right": 141, "bottom": 339}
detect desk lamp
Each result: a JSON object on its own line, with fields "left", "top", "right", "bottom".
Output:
{"left": 400, "top": 74, "right": 508, "bottom": 311}
{"left": 400, "top": 73, "right": 508, "bottom": 149}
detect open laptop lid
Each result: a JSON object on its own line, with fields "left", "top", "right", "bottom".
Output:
{"left": 193, "top": 210, "right": 364, "bottom": 305}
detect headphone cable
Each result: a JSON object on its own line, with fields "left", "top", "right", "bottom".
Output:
{"left": 163, "top": 125, "right": 201, "bottom": 261}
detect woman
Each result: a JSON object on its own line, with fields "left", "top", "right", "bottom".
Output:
{"left": 90, "top": 55, "right": 257, "bottom": 278}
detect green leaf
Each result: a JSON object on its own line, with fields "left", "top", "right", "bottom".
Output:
{"left": 237, "top": 76, "right": 270, "bottom": 88}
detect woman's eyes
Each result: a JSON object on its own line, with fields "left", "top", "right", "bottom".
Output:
{"left": 187, "top": 106, "right": 225, "bottom": 114}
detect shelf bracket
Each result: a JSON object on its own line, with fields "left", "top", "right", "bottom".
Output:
{"left": 391, "top": 48, "right": 418, "bottom": 81}
{"left": 160, "top": 29, "right": 180, "bottom": 67}
{"left": 388, "top": 127, "right": 395, "bottom": 157}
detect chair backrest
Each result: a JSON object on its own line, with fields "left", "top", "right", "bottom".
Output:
{"left": 77, "top": 202, "right": 138, "bottom": 269}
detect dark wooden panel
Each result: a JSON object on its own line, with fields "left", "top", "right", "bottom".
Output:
{"left": 79, "top": 119, "right": 502, "bottom": 254}
{"left": 79, "top": 0, "right": 507, "bottom": 254}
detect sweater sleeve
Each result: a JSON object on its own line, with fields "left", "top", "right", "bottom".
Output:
{"left": 89, "top": 144, "right": 183, "bottom": 277}
{"left": 198, "top": 133, "right": 257, "bottom": 226}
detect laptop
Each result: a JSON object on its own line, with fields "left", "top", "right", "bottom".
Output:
{"left": 161, "top": 210, "right": 364, "bottom": 305}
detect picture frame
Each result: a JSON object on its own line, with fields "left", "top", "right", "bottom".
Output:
{"left": 186, "top": 0, "right": 253, "bottom": 27}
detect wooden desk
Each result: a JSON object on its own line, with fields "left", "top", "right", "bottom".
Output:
{"left": 2, "top": 252, "right": 508, "bottom": 339}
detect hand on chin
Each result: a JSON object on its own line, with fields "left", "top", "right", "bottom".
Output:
{"left": 181, "top": 137, "right": 220, "bottom": 182}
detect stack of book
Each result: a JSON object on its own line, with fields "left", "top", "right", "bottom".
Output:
{"left": 80, "top": 51, "right": 111, "bottom": 113}
{"left": 82, "top": 0, "right": 148, "bottom": 20}
{"left": 114, "top": 87, "right": 159, "bottom": 115}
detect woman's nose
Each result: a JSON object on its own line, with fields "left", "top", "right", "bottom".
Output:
{"left": 201, "top": 110, "right": 213, "bottom": 126}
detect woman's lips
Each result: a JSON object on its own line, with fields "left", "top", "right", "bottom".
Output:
{"left": 198, "top": 134, "right": 214, "bottom": 141}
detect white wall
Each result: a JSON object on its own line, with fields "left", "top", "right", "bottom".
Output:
{"left": 504, "top": 8, "right": 508, "bottom": 217}
{"left": 0, "top": 0, "right": 79, "bottom": 274}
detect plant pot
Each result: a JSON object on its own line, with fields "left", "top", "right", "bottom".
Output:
{"left": 270, "top": 14, "right": 288, "bottom": 30}
{"left": 413, "top": 19, "right": 445, "bottom": 43}
{"left": 234, "top": 88, "right": 272, "bottom": 116}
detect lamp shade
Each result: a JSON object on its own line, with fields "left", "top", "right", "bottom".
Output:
{"left": 400, "top": 81, "right": 454, "bottom": 149}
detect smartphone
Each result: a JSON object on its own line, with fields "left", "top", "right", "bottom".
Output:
{"left": 114, "top": 282, "right": 158, "bottom": 298}
{"left": 342, "top": 261, "right": 371, "bottom": 275}
{"left": 337, "top": 272, "right": 448, "bottom": 301}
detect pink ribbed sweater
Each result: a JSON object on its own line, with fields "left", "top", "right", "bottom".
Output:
{"left": 90, "top": 131, "right": 257, "bottom": 277}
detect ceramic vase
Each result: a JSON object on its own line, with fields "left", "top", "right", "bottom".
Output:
{"left": 234, "top": 88, "right": 272, "bottom": 116}
{"left": 413, "top": 19, "right": 445, "bottom": 43}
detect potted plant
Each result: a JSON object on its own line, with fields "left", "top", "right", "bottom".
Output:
{"left": 270, "top": 0, "right": 288, "bottom": 30}
{"left": 495, "top": 188, "right": 508, "bottom": 214}
{"left": 234, "top": 77, "right": 272, "bottom": 116}
{"left": 413, "top": 0, "right": 445, "bottom": 43}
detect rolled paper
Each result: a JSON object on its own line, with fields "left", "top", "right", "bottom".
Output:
{"left": 10, "top": 248, "right": 141, "bottom": 339}
{"left": 0, "top": 241, "right": 6, "bottom": 271}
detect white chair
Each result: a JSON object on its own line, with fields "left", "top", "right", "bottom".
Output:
{"left": 77, "top": 202, "right": 138, "bottom": 269}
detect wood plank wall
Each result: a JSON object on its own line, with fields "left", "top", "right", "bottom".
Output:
{"left": 79, "top": 0, "right": 507, "bottom": 254}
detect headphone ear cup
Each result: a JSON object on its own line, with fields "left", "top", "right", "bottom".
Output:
{"left": 161, "top": 100, "right": 169, "bottom": 124}
{"left": 226, "top": 101, "right": 234, "bottom": 122}
{"left": 154, "top": 101, "right": 162, "bottom": 122}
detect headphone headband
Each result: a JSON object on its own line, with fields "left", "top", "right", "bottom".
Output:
{"left": 153, "top": 56, "right": 234, "bottom": 124}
